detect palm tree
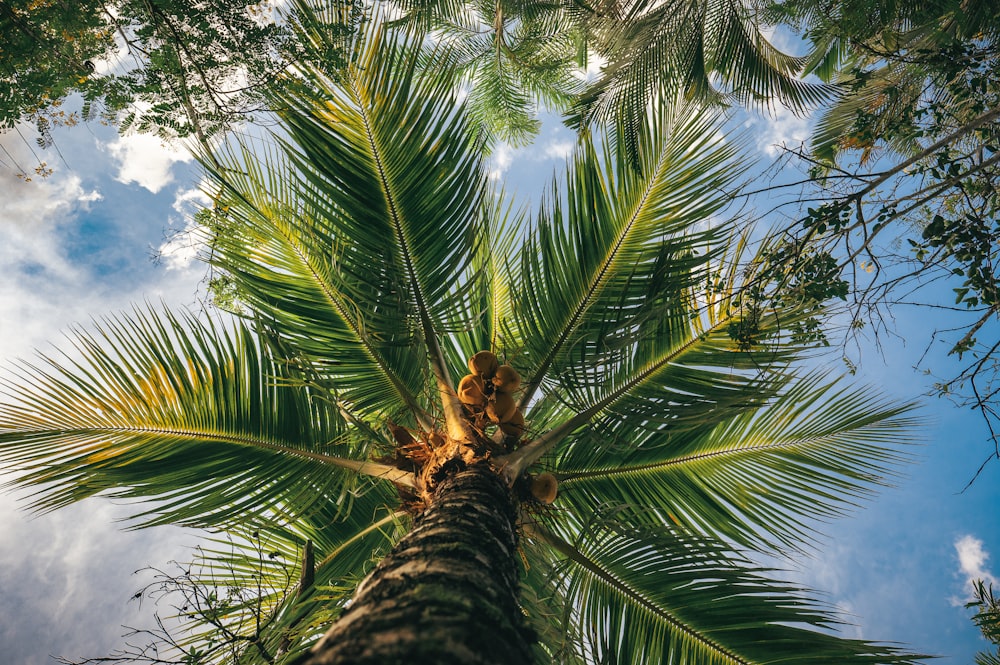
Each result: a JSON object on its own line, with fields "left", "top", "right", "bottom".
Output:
{"left": 383, "top": 0, "right": 832, "bottom": 150}
{"left": 0, "top": 8, "right": 925, "bottom": 665}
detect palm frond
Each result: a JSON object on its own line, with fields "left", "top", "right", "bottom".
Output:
{"left": 283, "top": 16, "right": 483, "bottom": 331}
{"left": 501, "top": 228, "right": 815, "bottom": 481}
{"left": 571, "top": 0, "right": 833, "bottom": 134}
{"left": 385, "top": 0, "right": 473, "bottom": 32}
{"left": 0, "top": 307, "right": 402, "bottom": 529}
{"left": 547, "top": 243, "right": 805, "bottom": 434}
{"left": 554, "top": 374, "right": 919, "bottom": 551}
{"left": 511, "top": 101, "right": 743, "bottom": 413}
{"left": 444, "top": 187, "right": 525, "bottom": 369}
{"left": 394, "top": 0, "right": 585, "bottom": 146}
{"left": 810, "top": 61, "right": 941, "bottom": 163}
{"left": 520, "top": 535, "right": 589, "bottom": 665}
{"left": 703, "top": 0, "right": 828, "bottom": 108}
{"left": 466, "top": 40, "right": 545, "bottom": 145}
{"left": 528, "top": 513, "right": 926, "bottom": 665}
{"left": 207, "top": 12, "right": 489, "bottom": 435}
{"left": 240, "top": 508, "right": 409, "bottom": 663}
{"left": 466, "top": 0, "right": 584, "bottom": 146}
{"left": 204, "top": 145, "right": 434, "bottom": 429}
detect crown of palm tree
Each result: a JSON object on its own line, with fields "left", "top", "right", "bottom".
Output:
{"left": 0, "top": 6, "right": 924, "bottom": 664}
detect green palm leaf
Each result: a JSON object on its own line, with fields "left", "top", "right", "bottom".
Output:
{"left": 511, "top": 101, "right": 743, "bottom": 413}
{"left": 520, "top": 534, "right": 589, "bottom": 664}
{"left": 810, "top": 61, "right": 942, "bottom": 163}
{"left": 502, "top": 224, "right": 817, "bottom": 482}
{"left": 572, "top": 0, "right": 832, "bottom": 138}
{"left": 282, "top": 19, "right": 483, "bottom": 329}
{"left": 391, "top": 0, "right": 585, "bottom": 146}
{"left": 207, "top": 15, "right": 487, "bottom": 431}
{"left": 529, "top": 513, "right": 924, "bottom": 665}
{"left": 205, "top": 147, "right": 432, "bottom": 426}
{"left": 0, "top": 307, "right": 404, "bottom": 529}
{"left": 231, "top": 509, "right": 408, "bottom": 663}
{"left": 553, "top": 374, "right": 918, "bottom": 550}
{"left": 443, "top": 187, "right": 524, "bottom": 368}
{"left": 542, "top": 244, "right": 800, "bottom": 436}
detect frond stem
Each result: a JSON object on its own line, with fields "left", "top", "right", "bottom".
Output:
{"left": 350, "top": 65, "right": 473, "bottom": 443}
{"left": 12, "top": 424, "right": 416, "bottom": 487}
{"left": 553, "top": 427, "right": 904, "bottom": 483}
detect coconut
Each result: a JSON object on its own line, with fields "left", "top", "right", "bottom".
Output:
{"left": 529, "top": 473, "right": 558, "bottom": 504}
{"left": 467, "top": 350, "right": 499, "bottom": 378}
{"left": 499, "top": 408, "right": 525, "bottom": 438}
{"left": 492, "top": 364, "right": 521, "bottom": 393}
{"left": 486, "top": 391, "right": 517, "bottom": 423}
{"left": 457, "top": 374, "right": 487, "bottom": 406}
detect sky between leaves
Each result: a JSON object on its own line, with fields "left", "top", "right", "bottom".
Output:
{"left": 0, "top": 43, "right": 998, "bottom": 664}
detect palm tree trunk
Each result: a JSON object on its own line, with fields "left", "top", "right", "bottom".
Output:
{"left": 302, "top": 463, "right": 535, "bottom": 664}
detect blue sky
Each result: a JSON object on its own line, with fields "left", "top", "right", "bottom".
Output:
{"left": 0, "top": 97, "right": 998, "bottom": 665}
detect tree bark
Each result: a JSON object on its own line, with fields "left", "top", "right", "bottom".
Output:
{"left": 302, "top": 463, "right": 535, "bottom": 665}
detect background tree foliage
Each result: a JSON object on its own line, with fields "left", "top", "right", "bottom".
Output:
{"left": 1, "top": 0, "right": 291, "bottom": 153}
{"left": 968, "top": 580, "right": 1000, "bottom": 665}
{"left": 2, "top": 0, "right": 827, "bottom": 156}
{"left": 756, "top": 0, "right": 1000, "bottom": 478}
{"left": 387, "top": 0, "right": 830, "bottom": 150}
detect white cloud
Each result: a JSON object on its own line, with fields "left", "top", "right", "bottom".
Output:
{"left": 759, "top": 25, "right": 809, "bottom": 58}
{"left": 0, "top": 491, "right": 196, "bottom": 665}
{"left": 751, "top": 104, "right": 812, "bottom": 158}
{"left": 158, "top": 184, "right": 212, "bottom": 272}
{"left": 543, "top": 139, "right": 574, "bottom": 161}
{"left": 108, "top": 133, "right": 193, "bottom": 193}
{"left": 572, "top": 52, "right": 607, "bottom": 82}
{"left": 0, "top": 126, "right": 213, "bottom": 662}
{"left": 79, "top": 188, "right": 104, "bottom": 203}
{"left": 172, "top": 182, "right": 211, "bottom": 215}
{"left": 0, "top": 136, "right": 106, "bottom": 359}
{"left": 0, "top": 168, "right": 100, "bottom": 236}
{"left": 952, "top": 534, "right": 998, "bottom": 605}
{"left": 0, "top": 127, "right": 205, "bottom": 363}
{"left": 159, "top": 225, "right": 205, "bottom": 272}
{"left": 488, "top": 125, "right": 579, "bottom": 180}
{"left": 489, "top": 142, "right": 515, "bottom": 180}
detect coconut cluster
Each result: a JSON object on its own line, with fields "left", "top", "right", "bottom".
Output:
{"left": 457, "top": 350, "right": 525, "bottom": 440}
{"left": 456, "top": 351, "right": 556, "bottom": 504}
